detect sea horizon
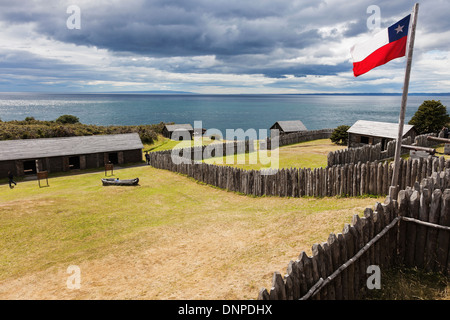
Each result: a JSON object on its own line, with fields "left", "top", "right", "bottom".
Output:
{"left": 1, "top": 92, "right": 450, "bottom": 135}
{"left": 2, "top": 91, "right": 450, "bottom": 96}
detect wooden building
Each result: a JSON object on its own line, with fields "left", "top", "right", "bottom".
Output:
{"left": 162, "top": 124, "right": 194, "bottom": 140}
{"left": 270, "top": 120, "right": 308, "bottom": 135}
{"left": 347, "top": 120, "right": 417, "bottom": 149}
{"left": 0, "top": 133, "right": 144, "bottom": 178}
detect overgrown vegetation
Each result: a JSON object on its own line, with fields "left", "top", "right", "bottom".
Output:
{"left": 408, "top": 100, "right": 450, "bottom": 134}
{"left": 331, "top": 125, "right": 350, "bottom": 146}
{"left": 366, "top": 266, "right": 449, "bottom": 300}
{"left": 0, "top": 116, "right": 168, "bottom": 144}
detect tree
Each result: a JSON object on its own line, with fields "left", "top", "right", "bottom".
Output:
{"left": 408, "top": 100, "right": 449, "bottom": 134}
{"left": 56, "top": 114, "right": 80, "bottom": 124}
{"left": 331, "top": 125, "right": 350, "bottom": 145}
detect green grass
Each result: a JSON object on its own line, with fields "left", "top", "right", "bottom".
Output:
{"left": 366, "top": 266, "right": 449, "bottom": 300}
{"left": 0, "top": 164, "right": 382, "bottom": 299}
{"left": 144, "top": 135, "right": 220, "bottom": 152}
{"left": 145, "top": 136, "right": 347, "bottom": 170}
{"left": 204, "top": 138, "right": 346, "bottom": 170}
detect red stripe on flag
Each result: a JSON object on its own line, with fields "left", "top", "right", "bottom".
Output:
{"left": 353, "top": 36, "right": 407, "bottom": 77}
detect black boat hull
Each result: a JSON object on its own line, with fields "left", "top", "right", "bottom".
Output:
{"left": 101, "top": 178, "right": 139, "bottom": 186}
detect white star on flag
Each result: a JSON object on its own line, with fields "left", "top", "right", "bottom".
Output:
{"left": 395, "top": 24, "right": 404, "bottom": 33}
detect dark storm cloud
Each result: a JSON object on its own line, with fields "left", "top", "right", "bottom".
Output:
{"left": 2, "top": 1, "right": 447, "bottom": 57}
{"left": 53, "top": 1, "right": 323, "bottom": 57}
{"left": 0, "top": 0, "right": 449, "bottom": 92}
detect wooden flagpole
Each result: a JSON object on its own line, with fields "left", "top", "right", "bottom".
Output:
{"left": 391, "top": 3, "right": 419, "bottom": 190}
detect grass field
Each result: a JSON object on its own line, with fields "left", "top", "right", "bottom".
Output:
{"left": 145, "top": 136, "right": 346, "bottom": 169}
{"left": 204, "top": 138, "right": 347, "bottom": 169}
{"left": 144, "top": 135, "right": 220, "bottom": 152}
{"left": 0, "top": 164, "right": 384, "bottom": 299}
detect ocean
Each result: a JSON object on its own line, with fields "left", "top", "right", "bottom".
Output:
{"left": 1, "top": 93, "right": 449, "bottom": 134}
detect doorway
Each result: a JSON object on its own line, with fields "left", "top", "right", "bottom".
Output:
{"left": 69, "top": 156, "right": 80, "bottom": 170}
{"left": 23, "top": 160, "right": 37, "bottom": 175}
{"left": 108, "top": 152, "right": 119, "bottom": 164}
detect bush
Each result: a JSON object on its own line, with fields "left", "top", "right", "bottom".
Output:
{"left": 56, "top": 114, "right": 80, "bottom": 124}
{"left": 0, "top": 117, "right": 165, "bottom": 145}
{"left": 408, "top": 100, "right": 450, "bottom": 134}
{"left": 331, "top": 125, "right": 350, "bottom": 145}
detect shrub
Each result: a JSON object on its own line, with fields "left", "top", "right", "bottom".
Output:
{"left": 56, "top": 114, "right": 80, "bottom": 124}
{"left": 0, "top": 118, "right": 167, "bottom": 145}
{"left": 408, "top": 100, "right": 450, "bottom": 134}
{"left": 331, "top": 125, "right": 350, "bottom": 145}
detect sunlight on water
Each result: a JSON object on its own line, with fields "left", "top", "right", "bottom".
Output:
{"left": 0, "top": 93, "right": 449, "bottom": 133}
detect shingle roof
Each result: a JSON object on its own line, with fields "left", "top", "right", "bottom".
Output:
{"left": 347, "top": 120, "right": 415, "bottom": 139}
{"left": 165, "top": 124, "right": 193, "bottom": 132}
{"left": 271, "top": 120, "right": 307, "bottom": 132}
{"left": 0, "top": 133, "right": 143, "bottom": 161}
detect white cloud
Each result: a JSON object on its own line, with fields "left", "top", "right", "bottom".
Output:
{"left": 0, "top": 0, "right": 448, "bottom": 93}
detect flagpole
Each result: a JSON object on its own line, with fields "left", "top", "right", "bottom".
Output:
{"left": 391, "top": 3, "right": 419, "bottom": 192}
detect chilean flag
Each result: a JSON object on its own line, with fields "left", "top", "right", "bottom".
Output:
{"left": 351, "top": 14, "right": 411, "bottom": 77}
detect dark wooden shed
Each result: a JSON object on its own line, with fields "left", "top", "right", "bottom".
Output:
{"left": 162, "top": 124, "right": 194, "bottom": 140}
{"left": 347, "top": 120, "right": 417, "bottom": 150}
{"left": 270, "top": 120, "right": 308, "bottom": 135}
{"left": 0, "top": 133, "right": 144, "bottom": 178}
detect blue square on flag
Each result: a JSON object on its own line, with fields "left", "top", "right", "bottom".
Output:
{"left": 388, "top": 14, "right": 410, "bottom": 43}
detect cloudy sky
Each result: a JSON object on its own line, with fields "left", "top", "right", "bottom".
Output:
{"left": 0, "top": 0, "right": 449, "bottom": 94}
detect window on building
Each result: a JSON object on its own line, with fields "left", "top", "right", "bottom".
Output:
{"left": 360, "top": 136, "right": 369, "bottom": 144}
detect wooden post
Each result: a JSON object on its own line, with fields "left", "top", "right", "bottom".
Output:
{"left": 300, "top": 252, "right": 314, "bottom": 295}
{"left": 321, "top": 242, "right": 335, "bottom": 299}
{"left": 311, "top": 244, "right": 328, "bottom": 299}
{"left": 37, "top": 171, "right": 49, "bottom": 188}
{"left": 405, "top": 190, "right": 420, "bottom": 267}
{"left": 425, "top": 189, "right": 442, "bottom": 272}
{"left": 436, "top": 189, "right": 450, "bottom": 274}
{"left": 105, "top": 163, "right": 114, "bottom": 176}
{"left": 269, "top": 272, "right": 286, "bottom": 300}
{"left": 414, "top": 188, "right": 430, "bottom": 268}
{"left": 342, "top": 224, "right": 355, "bottom": 300}
{"left": 328, "top": 233, "right": 342, "bottom": 299}
{"left": 392, "top": 3, "right": 419, "bottom": 188}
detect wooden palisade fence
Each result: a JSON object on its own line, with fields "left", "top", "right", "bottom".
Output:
{"left": 149, "top": 151, "right": 450, "bottom": 198}
{"left": 257, "top": 177, "right": 450, "bottom": 300}
{"left": 147, "top": 130, "right": 450, "bottom": 300}
{"left": 328, "top": 133, "right": 438, "bottom": 167}
{"left": 266, "top": 129, "right": 333, "bottom": 149}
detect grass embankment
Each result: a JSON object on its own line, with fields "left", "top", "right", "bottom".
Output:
{"left": 144, "top": 135, "right": 221, "bottom": 152}
{"left": 0, "top": 165, "right": 383, "bottom": 299}
{"left": 204, "top": 138, "right": 347, "bottom": 169}
{"left": 0, "top": 118, "right": 166, "bottom": 144}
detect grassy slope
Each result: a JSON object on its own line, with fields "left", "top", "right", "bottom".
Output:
{"left": 204, "top": 138, "right": 347, "bottom": 169}
{"left": 1, "top": 138, "right": 447, "bottom": 299}
{"left": 144, "top": 135, "right": 219, "bottom": 152}
{"left": 0, "top": 165, "right": 384, "bottom": 299}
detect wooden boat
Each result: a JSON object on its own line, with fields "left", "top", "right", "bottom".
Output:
{"left": 101, "top": 177, "right": 139, "bottom": 186}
